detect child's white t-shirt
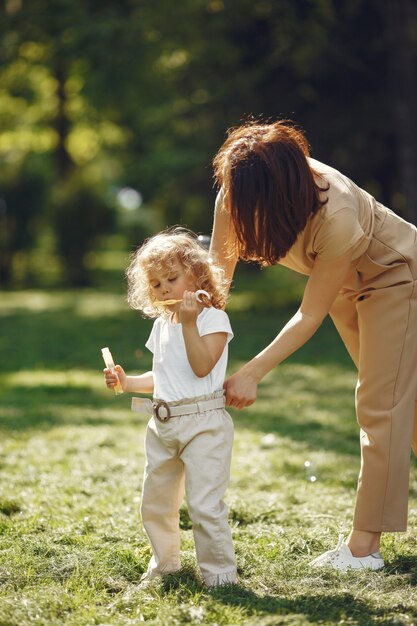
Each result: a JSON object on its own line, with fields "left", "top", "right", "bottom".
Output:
{"left": 145, "top": 307, "right": 233, "bottom": 402}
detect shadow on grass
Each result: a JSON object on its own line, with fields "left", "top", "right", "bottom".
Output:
{"left": 234, "top": 407, "right": 359, "bottom": 457}
{"left": 1, "top": 294, "right": 356, "bottom": 458}
{"left": 210, "top": 584, "right": 416, "bottom": 625}
{"left": 158, "top": 568, "right": 417, "bottom": 624}
{"left": 0, "top": 382, "right": 359, "bottom": 468}
{"left": 387, "top": 555, "right": 417, "bottom": 585}
{"left": 0, "top": 386, "right": 140, "bottom": 430}
{"left": 0, "top": 306, "right": 152, "bottom": 373}
{"left": 0, "top": 384, "right": 359, "bottom": 463}
{"left": 228, "top": 310, "right": 353, "bottom": 368}
{"left": 227, "top": 309, "right": 360, "bottom": 457}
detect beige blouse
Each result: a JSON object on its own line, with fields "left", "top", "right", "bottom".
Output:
{"left": 279, "top": 158, "right": 376, "bottom": 276}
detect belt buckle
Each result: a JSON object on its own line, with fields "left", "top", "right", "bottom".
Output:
{"left": 153, "top": 400, "right": 171, "bottom": 423}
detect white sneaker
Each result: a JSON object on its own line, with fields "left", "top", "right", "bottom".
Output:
{"left": 310, "top": 535, "right": 385, "bottom": 572}
{"left": 137, "top": 567, "right": 182, "bottom": 589}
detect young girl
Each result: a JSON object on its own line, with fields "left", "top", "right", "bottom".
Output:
{"left": 104, "top": 229, "right": 237, "bottom": 587}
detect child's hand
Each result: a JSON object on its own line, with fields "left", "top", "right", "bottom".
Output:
{"left": 103, "top": 364, "right": 127, "bottom": 391}
{"left": 178, "top": 290, "right": 201, "bottom": 326}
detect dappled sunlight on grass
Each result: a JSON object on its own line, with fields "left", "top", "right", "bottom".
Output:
{"left": 230, "top": 361, "right": 358, "bottom": 462}
{"left": 0, "top": 290, "right": 127, "bottom": 318}
{"left": 0, "top": 290, "right": 70, "bottom": 314}
{"left": 6, "top": 369, "right": 107, "bottom": 390}
{"left": 1, "top": 286, "right": 417, "bottom": 625}
{"left": 1, "top": 364, "right": 141, "bottom": 431}
{"left": 0, "top": 396, "right": 139, "bottom": 431}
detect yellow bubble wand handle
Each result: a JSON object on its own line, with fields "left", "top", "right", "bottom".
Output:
{"left": 101, "top": 347, "right": 124, "bottom": 395}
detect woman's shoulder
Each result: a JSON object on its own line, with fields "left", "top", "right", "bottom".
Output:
{"left": 308, "top": 157, "right": 341, "bottom": 177}
{"left": 309, "top": 157, "right": 350, "bottom": 192}
{"left": 308, "top": 157, "right": 360, "bottom": 216}
{"left": 308, "top": 162, "right": 366, "bottom": 259}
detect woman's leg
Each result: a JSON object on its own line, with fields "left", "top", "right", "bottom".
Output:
{"left": 413, "top": 400, "right": 417, "bottom": 456}
{"left": 330, "top": 297, "right": 381, "bottom": 555}
{"left": 330, "top": 283, "right": 417, "bottom": 554}
{"left": 352, "top": 283, "right": 417, "bottom": 533}
{"left": 329, "top": 293, "right": 360, "bottom": 367}
{"left": 141, "top": 421, "right": 185, "bottom": 578}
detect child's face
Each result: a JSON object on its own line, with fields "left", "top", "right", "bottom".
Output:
{"left": 148, "top": 259, "right": 197, "bottom": 308}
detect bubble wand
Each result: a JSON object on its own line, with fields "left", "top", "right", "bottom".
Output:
{"left": 101, "top": 347, "right": 124, "bottom": 395}
{"left": 153, "top": 289, "right": 211, "bottom": 307}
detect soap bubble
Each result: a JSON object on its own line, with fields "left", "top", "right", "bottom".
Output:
{"left": 304, "top": 460, "right": 317, "bottom": 483}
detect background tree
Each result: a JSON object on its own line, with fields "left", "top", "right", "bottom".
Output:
{"left": 1, "top": 0, "right": 138, "bottom": 285}
{"left": 382, "top": 0, "right": 417, "bottom": 223}
{"left": 1, "top": 0, "right": 416, "bottom": 286}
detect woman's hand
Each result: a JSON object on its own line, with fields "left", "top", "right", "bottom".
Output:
{"left": 103, "top": 364, "right": 127, "bottom": 391}
{"left": 224, "top": 366, "right": 259, "bottom": 409}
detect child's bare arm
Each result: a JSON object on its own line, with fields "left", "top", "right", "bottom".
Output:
{"left": 178, "top": 290, "right": 228, "bottom": 378}
{"left": 124, "top": 371, "right": 154, "bottom": 393}
{"left": 104, "top": 365, "right": 154, "bottom": 393}
{"left": 181, "top": 328, "right": 228, "bottom": 378}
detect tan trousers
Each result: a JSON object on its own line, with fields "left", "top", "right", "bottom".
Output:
{"left": 140, "top": 391, "right": 237, "bottom": 586}
{"left": 329, "top": 205, "right": 417, "bottom": 532}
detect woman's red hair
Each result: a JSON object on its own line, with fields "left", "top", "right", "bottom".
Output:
{"left": 213, "top": 120, "right": 328, "bottom": 265}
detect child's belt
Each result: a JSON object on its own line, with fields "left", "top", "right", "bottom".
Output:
{"left": 131, "top": 395, "right": 226, "bottom": 423}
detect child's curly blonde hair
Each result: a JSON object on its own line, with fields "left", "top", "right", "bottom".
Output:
{"left": 126, "top": 228, "right": 230, "bottom": 318}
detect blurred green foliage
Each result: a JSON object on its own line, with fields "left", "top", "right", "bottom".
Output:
{"left": 0, "top": 157, "right": 51, "bottom": 284}
{"left": 1, "top": 0, "right": 416, "bottom": 286}
{"left": 51, "top": 175, "right": 115, "bottom": 285}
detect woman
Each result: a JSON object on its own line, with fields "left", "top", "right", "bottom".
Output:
{"left": 210, "top": 119, "right": 417, "bottom": 571}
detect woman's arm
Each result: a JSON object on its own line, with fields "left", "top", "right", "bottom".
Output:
{"left": 210, "top": 190, "right": 239, "bottom": 285}
{"left": 225, "top": 249, "right": 354, "bottom": 409}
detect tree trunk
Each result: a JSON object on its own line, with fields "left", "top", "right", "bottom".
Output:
{"left": 383, "top": 0, "right": 417, "bottom": 224}
{"left": 53, "top": 61, "right": 73, "bottom": 179}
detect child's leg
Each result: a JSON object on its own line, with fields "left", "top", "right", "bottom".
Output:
{"left": 141, "top": 420, "right": 185, "bottom": 579}
{"left": 181, "top": 409, "right": 236, "bottom": 587}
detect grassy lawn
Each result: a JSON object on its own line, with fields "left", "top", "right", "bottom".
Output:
{"left": 0, "top": 265, "right": 416, "bottom": 625}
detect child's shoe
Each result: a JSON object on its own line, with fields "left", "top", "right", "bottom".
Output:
{"left": 310, "top": 534, "right": 385, "bottom": 571}
{"left": 136, "top": 573, "right": 153, "bottom": 590}
{"left": 205, "top": 571, "right": 238, "bottom": 587}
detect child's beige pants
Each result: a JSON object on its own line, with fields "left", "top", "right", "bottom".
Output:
{"left": 329, "top": 205, "right": 417, "bottom": 532}
{"left": 139, "top": 391, "right": 237, "bottom": 586}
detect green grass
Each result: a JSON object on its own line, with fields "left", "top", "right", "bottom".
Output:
{"left": 0, "top": 266, "right": 416, "bottom": 625}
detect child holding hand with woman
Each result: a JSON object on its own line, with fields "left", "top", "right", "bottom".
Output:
{"left": 104, "top": 229, "right": 237, "bottom": 587}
